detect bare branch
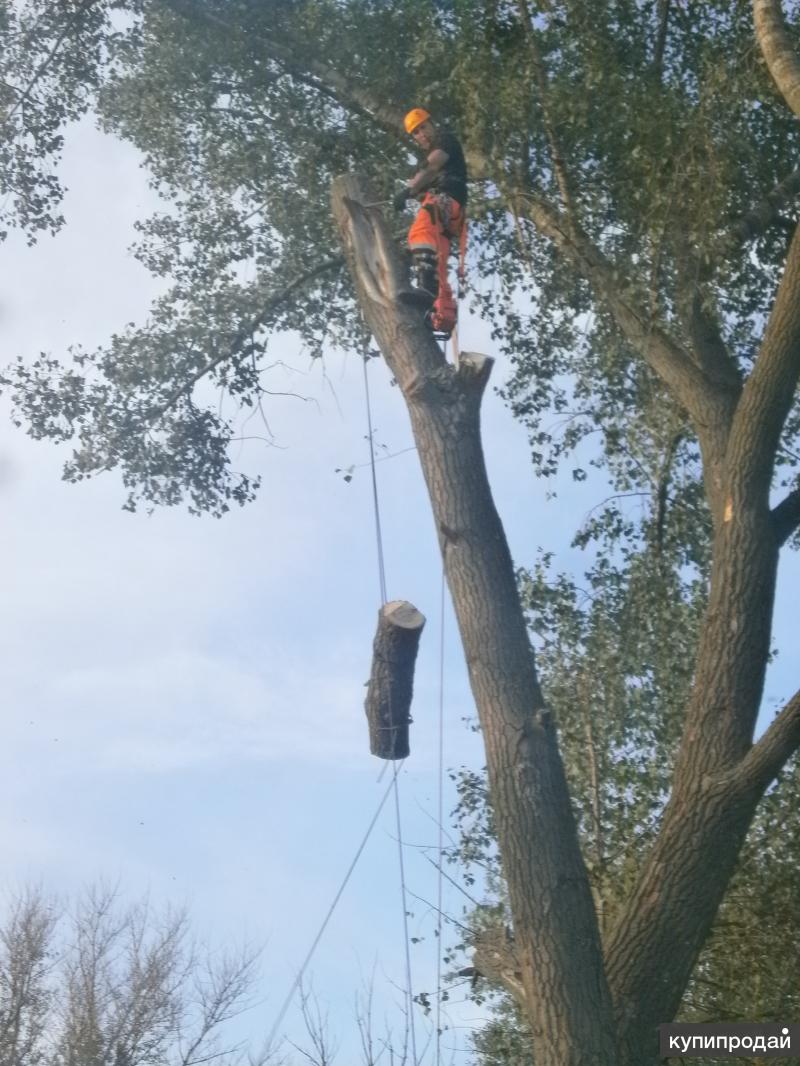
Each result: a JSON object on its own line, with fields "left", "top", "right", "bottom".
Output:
{"left": 291, "top": 981, "right": 338, "bottom": 1066}
{"left": 753, "top": 0, "right": 800, "bottom": 118}
{"left": 179, "top": 945, "right": 261, "bottom": 1066}
{"left": 146, "top": 256, "right": 343, "bottom": 425}
{"left": 0, "top": 888, "right": 59, "bottom": 1064}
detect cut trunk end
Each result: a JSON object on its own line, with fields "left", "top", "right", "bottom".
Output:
{"left": 364, "top": 600, "right": 426, "bottom": 759}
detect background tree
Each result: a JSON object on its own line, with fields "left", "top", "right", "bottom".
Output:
{"left": 0, "top": 885, "right": 266, "bottom": 1066}
{"left": 2, "top": 2, "right": 800, "bottom": 1064}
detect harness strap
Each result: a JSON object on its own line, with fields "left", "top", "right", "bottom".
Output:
{"left": 457, "top": 218, "right": 468, "bottom": 296}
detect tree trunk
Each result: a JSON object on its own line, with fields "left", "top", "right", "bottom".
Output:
{"left": 365, "top": 600, "right": 425, "bottom": 760}
{"left": 332, "top": 174, "right": 620, "bottom": 1066}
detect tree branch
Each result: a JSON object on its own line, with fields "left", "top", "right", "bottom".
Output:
{"left": 726, "top": 221, "right": 800, "bottom": 502}
{"left": 515, "top": 1, "right": 578, "bottom": 226}
{"left": 771, "top": 484, "right": 800, "bottom": 544}
{"left": 510, "top": 190, "right": 738, "bottom": 432}
{"left": 684, "top": 287, "right": 742, "bottom": 391}
{"left": 161, "top": 0, "right": 404, "bottom": 135}
{"left": 653, "top": 0, "right": 671, "bottom": 83}
{"left": 4, "top": 0, "right": 100, "bottom": 123}
{"left": 735, "top": 689, "right": 800, "bottom": 792}
{"left": 753, "top": 0, "right": 800, "bottom": 118}
{"left": 723, "top": 166, "right": 800, "bottom": 252}
{"left": 652, "top": 429, "right": 686, "bottom": 553}
{"left": 146, "top": 255, "right": 343, "bottom": 424}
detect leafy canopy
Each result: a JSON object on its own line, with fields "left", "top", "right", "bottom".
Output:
{"left": 0, "top": 0, "right": 797, "bottom": 523}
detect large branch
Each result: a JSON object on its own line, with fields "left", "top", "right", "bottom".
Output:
{"left": 726, "top": 221, "right": 800, "bottom": 506}
{"left": 331, "top": 173, "right": 620, "bottom": 1066}
{"left": 772, "top": 484, "right": 800, "bottom": 543}
{"left": 603, "top": 236, "right": 800, "bottom": 1054}
{"left": 735, "top": 689, "right": 800, "bottom": 792}
{"left": 602, "top": 225, "right": 800, "bottom": 1054}
{"left": 507, "top": 189, "right": 739, "bottom": 506}
{"left": 753, "top": 0, "right": 800, "bottom": 117}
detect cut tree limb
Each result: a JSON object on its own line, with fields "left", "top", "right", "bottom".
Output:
{"left": 471, "top": 922, "right": 527, "bottom": 1007}
{"left": 364, "top": 600, "right": 425, "bottom": 760}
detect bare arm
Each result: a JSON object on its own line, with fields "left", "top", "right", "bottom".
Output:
{"left": 407, "top": 147, "right": 449, "bottom": 195}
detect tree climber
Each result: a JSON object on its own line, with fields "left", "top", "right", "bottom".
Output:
{"left": 393, "top": 108, "right": 468, "bottom": 333}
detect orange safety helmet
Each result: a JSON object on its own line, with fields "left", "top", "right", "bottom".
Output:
{"left": 404, "top": 108, "right": 431, "bottom": 135}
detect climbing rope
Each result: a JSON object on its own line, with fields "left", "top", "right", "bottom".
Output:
{"left": 361, "top": 351, "right": 420, "bottom": 1065}
{"left": 362, "top": 352, "right": 388, "bottom": 605}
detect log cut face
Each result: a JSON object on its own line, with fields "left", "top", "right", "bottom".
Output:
{"left": 365, "top": 600, "right": 426, "bottom": 760}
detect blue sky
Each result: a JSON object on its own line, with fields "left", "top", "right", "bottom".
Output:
{"left": 1, "top": 117, "right": 798, "bottom": 1062}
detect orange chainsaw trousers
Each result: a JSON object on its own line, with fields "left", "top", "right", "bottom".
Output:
{"left": 407, "top": 192, "right": 464, "bottom": 263}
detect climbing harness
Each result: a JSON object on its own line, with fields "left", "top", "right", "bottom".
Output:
{"left": 425, "top": 198, "right": 468, "bottom": 343}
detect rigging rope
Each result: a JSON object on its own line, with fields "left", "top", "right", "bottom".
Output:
{"left": 263, "top": 764, "right": 402, "bottom": 1055}
{"left": 436, "top": 565, "right": 446, "bottom": 1066}
{"left": 393, "top": 774, "right": 419, "bottom": 1066}
{"left": 362, "top": 351, "right": 421, "bottom": 1065}
{"left": 362, "top": 353, "right": 388, "bottom": 605}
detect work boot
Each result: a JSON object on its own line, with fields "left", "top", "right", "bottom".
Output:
{"left": 401, "top": 249, "right": 438, "bottom": 309}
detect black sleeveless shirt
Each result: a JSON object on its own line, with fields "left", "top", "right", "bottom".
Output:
{"left": 431, "top": 130, "right": 468, "bottom": 207}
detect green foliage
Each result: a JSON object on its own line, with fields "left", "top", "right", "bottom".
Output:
{"left": 2, "top": 0, "right": 798, "bottom": 514}
{"left": 2, "top": 1, "right": 800, "bottom": 1051}
{"left": 0, "top": 0, "right": 112, "bottom": 242}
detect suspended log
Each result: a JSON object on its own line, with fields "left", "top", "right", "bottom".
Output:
{"left": 365, "top": 600, "right": 426, "bottom": 759}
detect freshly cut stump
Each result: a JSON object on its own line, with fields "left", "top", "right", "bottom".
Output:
{"left": 365, "top": 600, "right": 426, "bottom": 759}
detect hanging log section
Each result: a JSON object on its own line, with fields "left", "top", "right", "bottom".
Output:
{"left": 365, "top": 600, "right": 426, "bottom": 759}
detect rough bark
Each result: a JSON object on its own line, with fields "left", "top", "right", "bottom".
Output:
{"left": 754, "top": 0, "right": 800, "bottom": 118}
{"left": 332, "top": 174, "right": 620, "bottom": 1066}
{"left": 364, "top": 600, "right": 425, "bottom": 760}
{"left": 471, "top": 922, "right": 527, "bottom": 1007}
{"left": 604, "top": 211, "right": 800, "bottom": 1066}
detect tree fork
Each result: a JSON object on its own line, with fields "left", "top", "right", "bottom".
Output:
{"left": 332, "top": 173, "right": 620, "bottom": 1066}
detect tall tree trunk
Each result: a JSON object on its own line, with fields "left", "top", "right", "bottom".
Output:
{"left": 332, "top": 174, "right": 620, "bottom": 1066}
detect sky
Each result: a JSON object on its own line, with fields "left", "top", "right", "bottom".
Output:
{"left": 1, "top": 117, "right": 799, "bottom": 1063}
